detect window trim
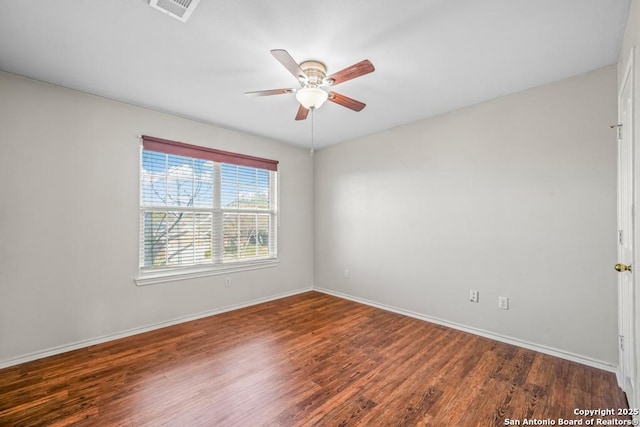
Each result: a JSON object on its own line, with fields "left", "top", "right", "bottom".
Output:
{"left": 134, "top": 258, "right": 279, "bottom": 286}
{"left": 135, "top": 136, "right": 279, "bottom": 285}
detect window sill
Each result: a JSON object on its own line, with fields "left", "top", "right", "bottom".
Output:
{"left": 134, "top": 259, "right": 279, "bottom": 286}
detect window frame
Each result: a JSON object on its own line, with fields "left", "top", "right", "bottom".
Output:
{"left": 134, "top": 136, "right": 279, "bottom": 286}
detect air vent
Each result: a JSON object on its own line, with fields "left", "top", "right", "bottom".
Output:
{"left": 148, "top": 0, "right": 201, "bottom": 22}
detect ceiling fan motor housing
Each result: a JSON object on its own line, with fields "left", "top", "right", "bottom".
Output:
{"left": 299, "top": 61, "right": 327, "bottom": 86}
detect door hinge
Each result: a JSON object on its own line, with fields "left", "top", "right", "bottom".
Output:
{"left": 619, "top": 229, "right": 624, "bottom": 245}
{"left": 620, "top": 335, "right": 625, "bottom": 351}
{"left": 611, "top": 123, "right": 623, "bottom": 139}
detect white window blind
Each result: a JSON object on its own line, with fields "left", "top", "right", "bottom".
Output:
{"left": 139, "top": 136, "right": 278, "bottom": 274}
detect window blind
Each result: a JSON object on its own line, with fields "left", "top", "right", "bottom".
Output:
{"left": 141, "top": 135, "right": 278, "bottom": 171}
{"left": 139, "top": 136, "right": 278, "bottom": 272}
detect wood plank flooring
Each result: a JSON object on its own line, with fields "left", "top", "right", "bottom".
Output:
{"left": 0, "top": 291, "right": 629, "bottom": 426}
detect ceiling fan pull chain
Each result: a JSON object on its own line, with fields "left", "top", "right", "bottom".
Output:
{"left": 310, "top": 108, "right": 315, "bottom": 157}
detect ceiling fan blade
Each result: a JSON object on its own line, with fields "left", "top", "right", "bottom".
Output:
{"left": 271, "top": 49, "right": 308, "bottom": 82}
{"left": 245, "top": 88, "right": 296, "bottom": 97}
{"left": 327, "top": 92, "right": 366, "bottom": 112}
{"left": 295, "top": 105, "right": 309, "bottom": 121}
{"left": 325, "top": 60, "right": 374, "bottom": 86}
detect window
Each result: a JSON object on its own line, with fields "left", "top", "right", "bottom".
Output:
{"left": 137, "top": 136, "right": 278, "bottom": 283}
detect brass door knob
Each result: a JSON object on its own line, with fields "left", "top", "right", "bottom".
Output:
{"left": 615, "top": 263, "right": 632, "bottom": 272}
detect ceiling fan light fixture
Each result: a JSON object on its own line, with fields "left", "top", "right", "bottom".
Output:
{"left": 296, "top": 87, "right": 328, "bottom": 110}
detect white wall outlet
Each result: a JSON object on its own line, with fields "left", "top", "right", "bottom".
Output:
{"left": 225, "top": 277, "right": 231, "bottom": 288}
{"left": 498, "top": 296, "right": 509, "bottom": 310}
{"left": 344, "top": 269, "right": 349, "bottom": 278}
{"left": 469, "top": 289, "right": 479, "bottom": 303}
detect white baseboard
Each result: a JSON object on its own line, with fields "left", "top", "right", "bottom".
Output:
{"left": 0, "top": 287, "right": 313, "bottom": 370}
{"left": 315, "top": 287, "right": 618, "bottom": 374}
{"left": 0, "top": 286, "right": 619, "bottom": 374}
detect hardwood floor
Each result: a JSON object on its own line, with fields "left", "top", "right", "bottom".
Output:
{"left": 0, "top": 291, "right": 629, "bottom": 426}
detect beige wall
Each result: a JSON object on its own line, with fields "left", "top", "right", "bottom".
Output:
{"left": 0, "top": 72, "right": 314, "bottom": 365}
{"left": 0, "top": 56, "right": 622, "bottom": 369}
{"left": 314, "top": 65, "right": 618, "bottom": 366}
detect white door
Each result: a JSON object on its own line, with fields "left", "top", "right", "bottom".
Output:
{"left": 617, "top": 50, "right": 635, "bottom": 402}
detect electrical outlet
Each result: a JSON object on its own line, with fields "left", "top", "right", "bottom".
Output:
{"left": 498, "top": 296, "right": 509, "bottom": 310}
{"left": 225, "top": 277, "right": 231, "bottom": 288}
{"left": 344, "top": 269, "right": 349, "bottom": 278}
{"left": 469, "top": 289, "right": 479, "bottom": 303}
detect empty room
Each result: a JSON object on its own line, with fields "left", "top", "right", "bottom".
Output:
{"left": 1, "top": 0, "right": 640, "bottom": 425}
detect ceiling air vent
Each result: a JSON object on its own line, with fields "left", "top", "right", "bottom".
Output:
{"left": 148, "top": 0, "right": 201, "bottom": 23}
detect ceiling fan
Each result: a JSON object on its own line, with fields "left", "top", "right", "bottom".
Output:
{"left": 245, "top": 49, "right": 375, "bottom": 121}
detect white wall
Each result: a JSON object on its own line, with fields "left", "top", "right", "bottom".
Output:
{"left": 314, "top": 65, "right": 618, "bottom": 366}
{"left": 0, "top": 72, "right": 314, "bottom": 365}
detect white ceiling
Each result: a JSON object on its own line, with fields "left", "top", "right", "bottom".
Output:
{"left": 0, "top": 0, "right": 631, "bottom": 149}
